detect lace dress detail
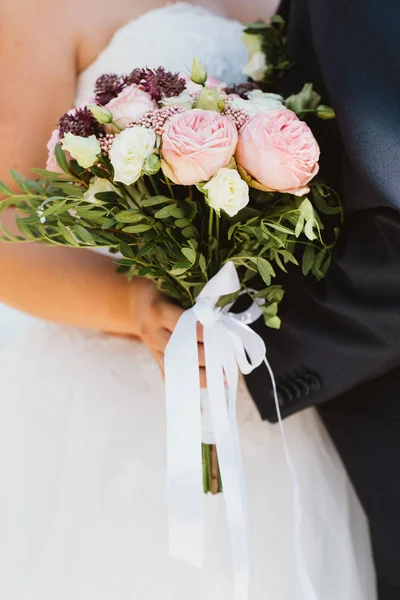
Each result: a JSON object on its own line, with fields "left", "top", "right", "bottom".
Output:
{"left": 75, "top": 2, "right": 247, "bottom": 107}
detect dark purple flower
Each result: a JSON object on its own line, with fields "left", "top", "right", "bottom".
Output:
{"left": 225, "top": 82, "right": 260, "bottom": 98}
{"left": 125, "top": 67, "right": 186, "bottom": 101}
{"left": 58, "top": 107, "right": 99, "bottom": 138}
{"left": 94, "top": 74, "right": 126, "bottom": 105}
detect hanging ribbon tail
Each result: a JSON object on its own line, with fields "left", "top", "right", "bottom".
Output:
{"left": 164, "top": 309, "right": 204, "bottom": 568}
{"left": 163, "top": 260, "right": 317, "bottom": 600}
{"left": 203, "top": 322, "right": 250, "bottom": 600}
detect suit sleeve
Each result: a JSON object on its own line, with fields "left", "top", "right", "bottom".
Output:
{"left": 246, "top": 0, "right": 400, "bottom": 420}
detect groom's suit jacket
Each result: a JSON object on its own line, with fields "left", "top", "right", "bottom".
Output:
{"left": 246, "top": 0, "right": 400, "bottom": 421}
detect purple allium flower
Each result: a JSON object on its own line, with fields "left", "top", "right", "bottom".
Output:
{"left": 126, "top": 67, "right": 186, "bottom": 102}
{"left": 94, "top": 73, "right": 126, "bottom": 105}
{"left": 225, "top": 82, "right": 260, "bottom": 99}
{"left": 59, "top": 107, "right": 99, "bottom": 138}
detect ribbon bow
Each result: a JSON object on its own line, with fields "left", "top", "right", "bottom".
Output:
{"left": 164, "top": 262, "right": 266, "bottom": 600}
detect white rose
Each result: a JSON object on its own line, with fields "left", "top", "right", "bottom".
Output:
{"left": 83, "top": 177, "right": 117, "bottom": 204}
{"left": 242, "top": 50, "right": 267, "bottom": 82}
{"left": 61, "top": 133, "right": 101, "bottom": 169}
{"left": 110, "top": 126, "right": 156, "bottom": 186}
{"left": 229, "top": 89, "right": 285, "bottom": 117}
{"left": 204, "top": 168, "right": 249, "bottom": 217}
{"left": 242, "top": 32, "right": 263, "bottom": 56}
{"left": 161, "top": 90, "right": 195, "bottom": 110}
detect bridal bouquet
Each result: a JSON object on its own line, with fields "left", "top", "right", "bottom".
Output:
{"left": 0, "top": 53, "right": 340, "bottom": 496}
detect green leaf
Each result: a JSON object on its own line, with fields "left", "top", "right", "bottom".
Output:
{"left": 265, "top": 316, "right": 281, "bottom": 329}
{"left": 137, "top": 240, "right": 156, "bottom": 257}
{"left": 74, "top": 225, "right": 95, "bottom": 245}
{"left": 154, "top": 205, "right": 173, "bottom": 219}
{"left": 94, "top": 191, "right": 120, "bottom": 202}
{"left": 0, "top": 181, "right": 14, "bottom": 196}
{"left": 311, "top": 186, "right": 342, "bottom": 215}
{"left": 55, "top": 143, "right": 71, "bottom": 174}
{"left": 58, "top": 221, "right": 80, "bottom": 246}
{"left": 304, "top": 219, "right": 317, "bottom": 241}
{"left": 263, "top": 302, "right": 278, "bottom": 317}
{"left": 199, "top": 254, "right": 207, "bottom": 273}
{"left": 101, "top": 217, "right": 118, "bottom": 229}
{"left": 141, "top": 195, "right": 172, "bottom": 207}
{"left": 169, "top": 206, "right": 185, "bottom": 218}
{"left": 10, "top": 170, "right": 32, "bottom": 194}
{"left": 122, "top": 224, "right": 153, "bottom": 233}
{"left": 181, "top": 247, "right": 196, "bottom": 264}
{"left": 295, "top": 215, "right": 305, "bottom": 238}
{"left": 115, "top": 210, "right": 144, "bottom": 223}
{"left": 138, "top": 266, "right": 152, "bottom": 276}
{"left": 182, "top": 226, "right": 195, "bottom": 238}
{"left": 169, "top": 264, "right": 191, "bottom": 275}
{"left": 284, "top": 83, "right": 321, "bottom": 116}
{"left": 175, "top": 218, "right": 191, "bottom": 228}
{"left": 257, "top": 257, "right": 275, "bottom": 286}
{"left": 302, "top": 245, "right": 315, "bottom": 275}
{"left": 119, "top": 242, "right": 135, "bottom": 258}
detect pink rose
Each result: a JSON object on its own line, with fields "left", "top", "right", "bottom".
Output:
{"left": 105, "top": 84, "right": 156, "bottom": 128}
{"left": 45, "top": 128, "right": 63, "bottom": 173}
{"left": 236, "top": 110, "right": 320, "bottom": 196}
{"left": 161, "top": 109, "right": 238, "bottom": 185}
{"left": 179, "top": 72, "right": 225, "bottom": 95}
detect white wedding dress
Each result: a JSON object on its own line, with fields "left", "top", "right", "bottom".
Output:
{"left": 0, "top": 3, "right": 376, "bottom": 599}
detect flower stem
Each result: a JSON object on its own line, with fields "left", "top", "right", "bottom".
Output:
{"left": 149, "top": 175, "right": 160, "bottom": 196}
{"left": 165, "top": 176, "right": 175, "bottom": 199}
{"left": 111, "top": 120, "right": 124, "bottom": 131}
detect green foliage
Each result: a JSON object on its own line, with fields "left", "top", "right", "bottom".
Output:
{"left": 0, "top": 159, "right": 341, "bottom": 324}
{"left": 243, "top": 16, "right": 292, "bottom": 83}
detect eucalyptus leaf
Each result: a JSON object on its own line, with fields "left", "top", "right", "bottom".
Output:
{"left": 302, "top": 245, "right": 315, "bottom": 275}
{"left": 116, "top": 210, "right": 145, "bottom": 223}
{"left": 55, "top": 143, "right": 71, "bottom": 174}
{"left": 122, "top": 224, "right": 153, "bottom": 233}
{"left": 119, "top": 242, "right": 135, "bottom": 258}
{"left": 58, "top": 221, "right": 80, "bottom": 246}
{"left": 0, "top": 181, "right": 14, "bottom": 196}
{"left": 257, "top": 257, "right": 275, "bottom": 286}
{"left": 141, "top": 195, "right": 173, "bottom": 207}
{"left": 74, "top": 225, "right": 95, "bottom": 245}
{"left": 181, "top": 247, "right": 196, "bottom": 264}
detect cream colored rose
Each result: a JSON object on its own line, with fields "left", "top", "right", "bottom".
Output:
{"left": 229, "top": 90, "right": 285, "bottom": 117}
{"left": 83, "top": 177, "right": 117, "bottom": 204}
{"left": 203, "top": 168, "right": 249, "bottom": 217}
{"left": 242, "top": 50, "right": 267, "bottom": 82}
{"left": 161, "top": 90, "right": 195, "bottom": 110}
{"left": 110, "top": 126, "right": 156, "bottom": 186}
{"left": 61, "top": 133, "right": 101, "bottom": 169}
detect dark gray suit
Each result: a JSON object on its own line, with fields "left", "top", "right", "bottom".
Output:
{"left": 245, "top": 2, "right": 400, "bottom": 597}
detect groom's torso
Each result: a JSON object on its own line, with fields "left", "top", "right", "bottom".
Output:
{"left": 246, "top": 0, "right": 400, "bottom": 422}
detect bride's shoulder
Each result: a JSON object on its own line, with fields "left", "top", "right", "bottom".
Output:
{"left": 1, "top": 0, "right": 166, "bottom": 74}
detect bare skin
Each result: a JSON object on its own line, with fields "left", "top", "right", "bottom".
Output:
{"left": 0, "top": 0, "right": 277, "bottom": 382}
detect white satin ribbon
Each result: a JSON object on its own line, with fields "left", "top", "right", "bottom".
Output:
{"left": 164, "top": 261, "right": 318, "bottom": 600}
{"left": 164, "top": 262, "right": 265, "bottom": 599}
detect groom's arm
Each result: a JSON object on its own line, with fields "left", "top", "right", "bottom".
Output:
{"left": 246, "top": 0, "right": 400, "bottom": 420}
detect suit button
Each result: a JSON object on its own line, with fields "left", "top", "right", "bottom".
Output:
{"left": 276, "top": 383, "right": 293, "bottom": 405}
{"left": 304, "top": 372, "right": 321, "bottom": 392}
{"left": 294, "top": 377, "right": 310, "bottom": 397}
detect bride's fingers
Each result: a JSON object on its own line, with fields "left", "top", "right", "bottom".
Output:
{"left": 161, "top": 302, "right": 184, "bottom": 332}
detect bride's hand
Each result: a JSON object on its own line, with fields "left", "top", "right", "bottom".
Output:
{"left": 131, "top": 278, "right": 206, "bottom": 387}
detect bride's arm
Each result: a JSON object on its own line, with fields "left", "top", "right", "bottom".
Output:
{"left": 0, "top": 1, "right": 187, "bottom": 368}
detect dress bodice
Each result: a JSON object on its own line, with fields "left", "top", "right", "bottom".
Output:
{"left": 75, "top": 2, "right": 247, "bottom": 107}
